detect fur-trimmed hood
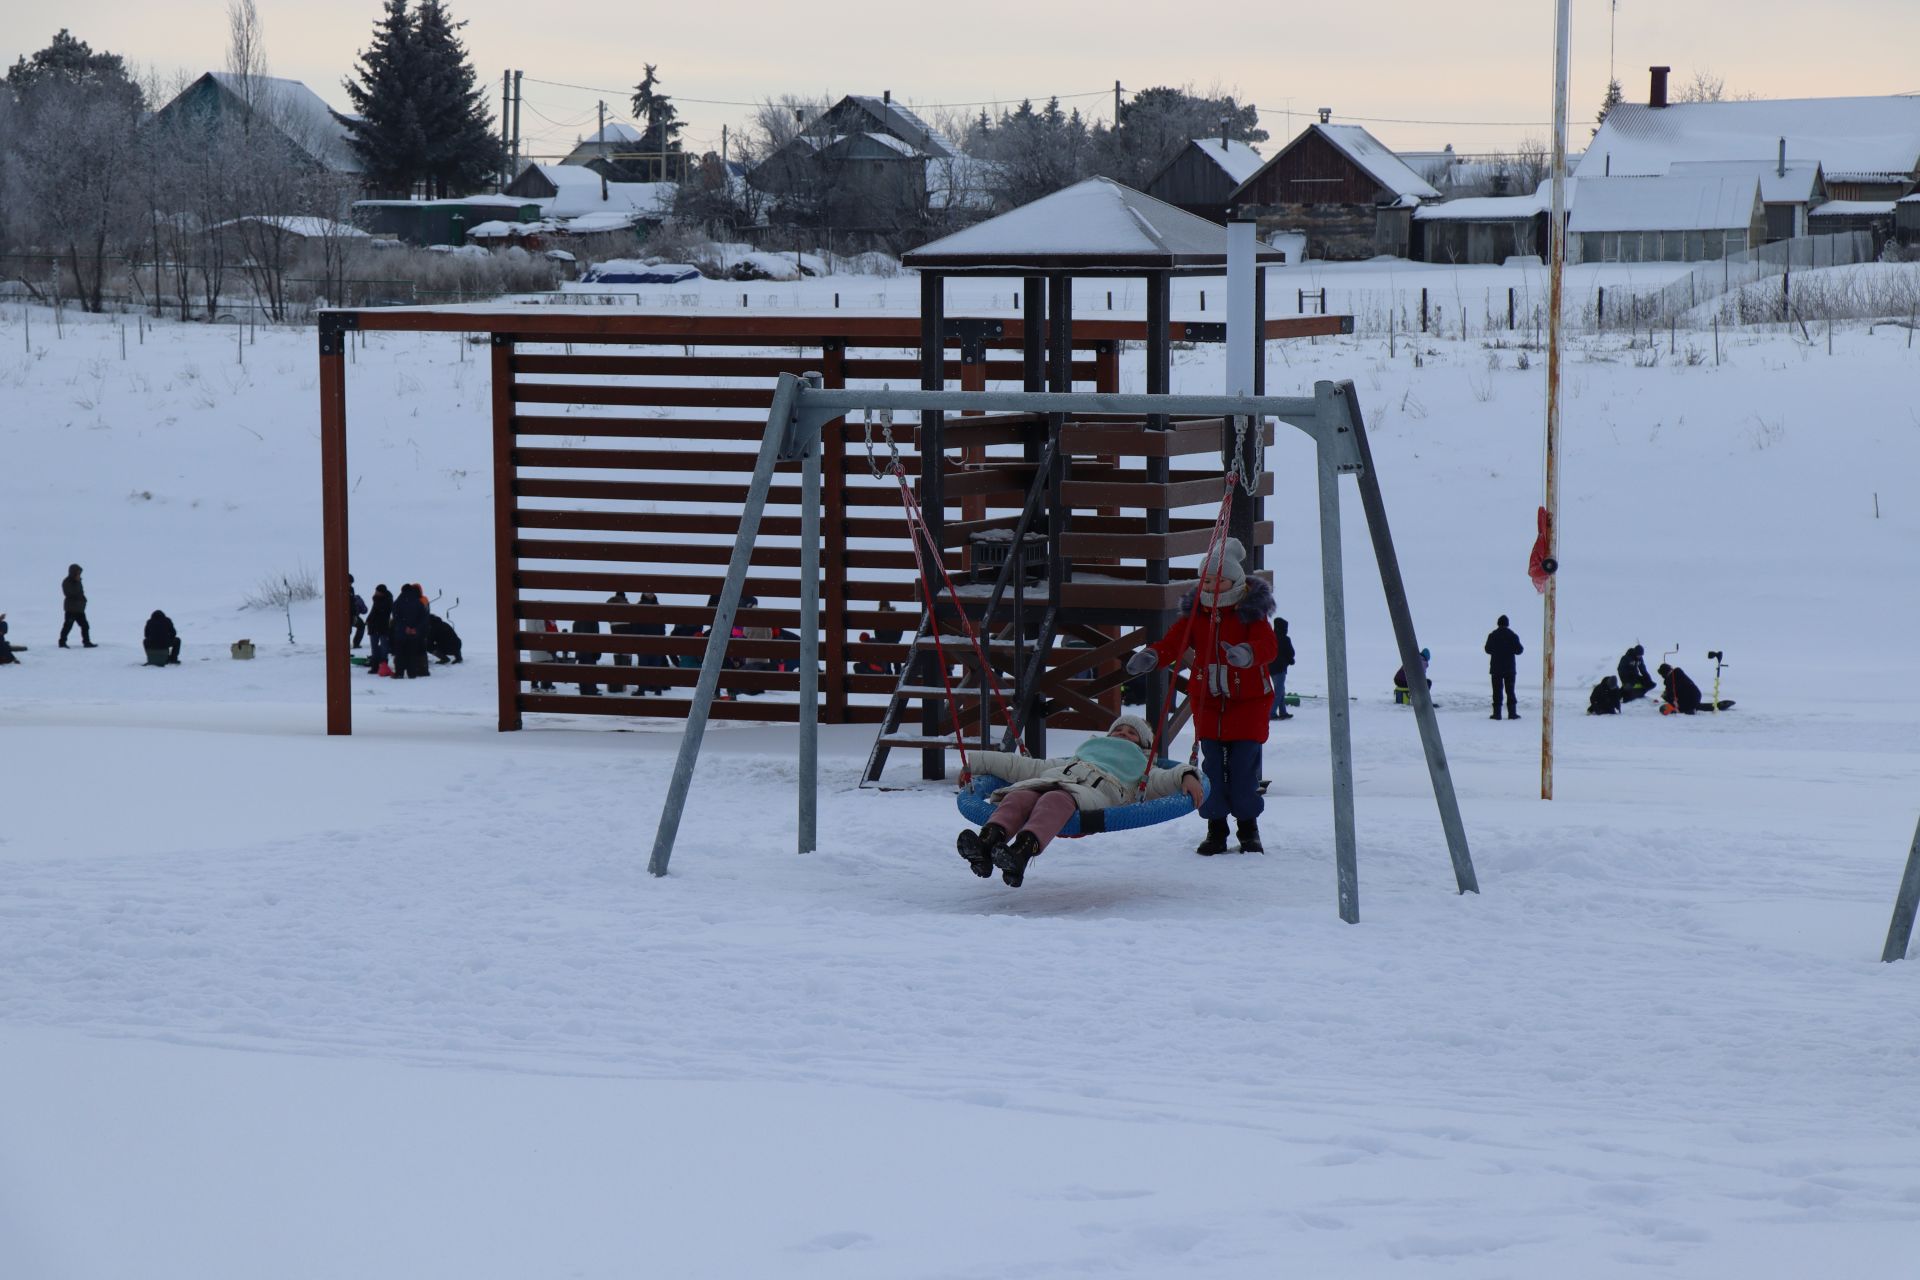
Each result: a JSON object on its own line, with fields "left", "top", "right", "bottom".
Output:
{"left": 1177, "top": 575, "right": 1274, "bottom": 624}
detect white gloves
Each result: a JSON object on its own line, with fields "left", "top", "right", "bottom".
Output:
{"left": 1221, "top": 642, "right": 1254, "bottom": 669}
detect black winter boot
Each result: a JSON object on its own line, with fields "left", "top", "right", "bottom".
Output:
{"left": 1196, "top": 819, "right": 1230, "bottom": 856}
{"left": 1236, "top": 819, "right": 1264, "bottom": 854}
{"left": 993, "top": 831, "right": 1041, "bottom": 887}
{"left": 956, "top": 825, "right": 1007, "bottom": 878}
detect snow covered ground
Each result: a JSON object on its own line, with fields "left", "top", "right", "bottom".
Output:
{"left": 3, "top": 290, "right": 1919, "bottom": 1278}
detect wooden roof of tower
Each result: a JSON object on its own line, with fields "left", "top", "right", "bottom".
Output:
{"left": 903, "top": 177, "right": 1285, "bottom": 274}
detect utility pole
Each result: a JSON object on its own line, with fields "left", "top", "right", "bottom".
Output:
{"left": 597, "top": 100, "right": 609, "bottom": 199}
{"left": 501, "top": 70, "right": 512, "bottom": 188}
{"left": 721, "top": 124, "right": 729, "bottom": 170}
{"left": 1542, "top": 0, "right": 1571, "bottom": 800}
{"left": 1114, "top": 80, "right": 1124, "bottom": 129}
{"left": 511, "top": 69, "right": 523, "bottom": 177}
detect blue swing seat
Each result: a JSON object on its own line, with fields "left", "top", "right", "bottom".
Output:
{"left": 956, "top": 761, "right": 1207, "bottom": 838}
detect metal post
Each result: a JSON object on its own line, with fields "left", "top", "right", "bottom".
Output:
{"left": 1145, "top": 270, "right": 1173, "bottom": 738}
{"left": 1314, "top": 404, "right": 1359, "bottom": 924}
{"left": 1543, "top": 0, "right": 1571, "bottom": 802}
{"left": 1333, "top": 381, "right": 1478, "bottom": 895}
{"left": 490, "top": 335, "right": 522, "bottom": 731}
{"left": 798, "top": 372, "right": 823, "bottom": 855}
{"left": 648, "top": 374, "right": 802, "bottom": 876}
{"left": 919, "top": 272, "right": 947, "bottom": 779}
{"left": 319, "top": 321, "right": 352, "bottom": 736}
{"left": 1882, "top": 815, "right": 1920, "bottom": 962}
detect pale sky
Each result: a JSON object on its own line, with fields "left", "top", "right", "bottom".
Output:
{"left": 9, "top": 0, "right": 1918, "bottom": 160}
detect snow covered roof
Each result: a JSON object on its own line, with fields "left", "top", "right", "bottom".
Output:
{"left": 820, "top": 131, "right": 921, "bottom": 159}
{"left": 926, "top": 154, "right": 998, "bottom": 211}
{"left": 525, "top": 166, "right": 675, "bottom": 219}
{"left": 202, "top": 72, "right": 360, "bottom": 173}
{"left": 1578, "top": 98, "right": 1920, "bottom": 184}
{"left": 1669, "top": 159, "right": 1823, "bottom": 204}
{"left": 904, "top": 176, "right": 1284, "bottom": 272}
{"left": 1568, "top": 175, "right": 1760, "bottom": 233}
{"left": 843, "top": 95, "right": 959, "bottom": 159}
{"left": 212, "top": 215, "right": 369, "bottom": 239}
{"left": 1808, "top": 199, "right": 1898, "bottom": 217}
{"left": 1183, "top": 138, "right": 1266, "bottom": 185}
{"left": 1313, "top": 125, "right": 1441, "bottom": 200}
{"left": 578, "top": 120, "right": 644, "bottom": 145}
{"left": 1413, "top": 191, "right": 1548, "bottom": 222}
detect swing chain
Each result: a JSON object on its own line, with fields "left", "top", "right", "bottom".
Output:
{"left": 1232, "top": 413, "right": 1264, "bottom": 496}
{"left": 862, "top": 387, "right": 901, "bottom": 481}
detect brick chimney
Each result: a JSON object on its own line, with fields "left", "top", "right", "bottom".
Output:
{"left": 1649, "top": 66, "right": 1671, "bottom": 109}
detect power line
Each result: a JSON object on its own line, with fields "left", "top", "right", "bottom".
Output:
{"left": 519, "top": 74, "right": 1113, "bottom": 112}
{"left": 1336, "top": 113, "right": 1553, "bottom": 128}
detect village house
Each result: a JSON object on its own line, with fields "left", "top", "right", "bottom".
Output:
{"left": 1144, "top": 136, "right": 1265, "bottom": 224}
{"left": 1226, "top": 117, "right": 1440, "bottom": 259}
{"left": 1568, "top": 174, "right": 1765, "bottom": 263}
{"left": 150, "top": 72, "right": 363, "bottom": 176}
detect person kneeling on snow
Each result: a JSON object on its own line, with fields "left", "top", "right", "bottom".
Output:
{"left": 1658, "top": 662, "right": 1705, "bottom": 715}
{"left": 1588, "top": 675, "right": 1623, "bottom": 715}
{"left": 143, "top": 610, "right": 181, "bottom": 665}
{"left": 1617, "top": 644, "right": 1655, "bottom": 702}
{"left": 1125, "top": 537, "right": 1277, "bottom": 856}
{"left": 957, "top": 714, "right": 1202, "bottom": 888}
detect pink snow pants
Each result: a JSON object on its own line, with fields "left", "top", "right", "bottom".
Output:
{"left": 986, "top": 788, "right": 1079, "bottom": 852}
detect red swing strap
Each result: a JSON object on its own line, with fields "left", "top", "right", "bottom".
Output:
{"left": 1142, "top": 473, "right": 1238, "bottom": 792}
{"left": 891, "top": 466, "right": 1028, "bottom": 771}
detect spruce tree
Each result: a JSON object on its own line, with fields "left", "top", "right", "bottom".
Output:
{"left": 341, "top": 0, "right": 426, "bottom": 196}
{"left": 629, "top": 64, "right": 684, "bottom": 172}
{"left": 412, "top": 0, "right": 500, "bottom": 197}
{"left": 1592, "top": 78, "right": 1623, "bottom": 139}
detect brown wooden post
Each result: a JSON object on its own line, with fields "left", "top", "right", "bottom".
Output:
{"left": 919, "top": 272, "right": 947, "bottom": 779}
{"left": 319, "top": 318, "right": 352, "bottom": 735}
{"left": 821, "top": 339, "right": 849, "bottom": 721}
{"left": 490, "top": 335, "right": 522, "bottom": 731}
{"left": 1144, "top": 272, "right": 1173, "bottom": 738}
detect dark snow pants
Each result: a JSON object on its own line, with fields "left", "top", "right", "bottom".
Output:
{"left": 1199, "top": 739, "right": 1264, "bottom": 821}
{"left": 1491, "top": 673, "right": 1517, "bottom": 717}
{"left": 60, "top": 609, "right": 91, "bottom": 646}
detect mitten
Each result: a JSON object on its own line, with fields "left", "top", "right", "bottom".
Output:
{"left": 1221, "top": 642, "right": 1254, "bottom": 668}
{"left": 1125, "top": 649, "right": 1159, "bottom": 675}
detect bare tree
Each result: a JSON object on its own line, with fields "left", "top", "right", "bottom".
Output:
{"left": 227, "top": 0, "right": 269, "bottom": 108}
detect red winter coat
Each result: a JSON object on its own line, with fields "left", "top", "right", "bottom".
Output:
{"left": 1146, "top": 578, "right": 1279, "bottom": 743}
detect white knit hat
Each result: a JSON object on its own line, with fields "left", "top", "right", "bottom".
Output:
{"left": 1200, "top": 537, "right": 1247, "bottom": 586}
{"left": 1109, "top": 713, "right": 1154, "bottom": 746}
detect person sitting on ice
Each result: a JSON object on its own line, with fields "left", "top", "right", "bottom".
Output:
{"left": 956, "top": 714, "right": 1203, "bottom": 888}
{"left": 0, "top": 612, "right": 17, "bottom": 664}
{"left": 1125, "top": 537, "right": 1277, "bottom": 856}
{"left": 1393, "top": 649, "right": 1432, "bottom": 705}
{"left": 143, "top": 610, "right": 182, "bottom": 666}
{"left": 1617, "top": 644, "right": 1656, "bottom": 702}
{"left": 1588, "top": 675, "right": 1623, "bottom": 715}
{"left": 1658, "top": 662, "right": 1706, "bottom": 715}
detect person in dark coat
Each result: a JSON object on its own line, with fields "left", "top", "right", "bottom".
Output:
{"left": 633, "top": 591, "right": 669, "bottom": 694}
{"left": 390, "top": 584, "right": 431, "bottom": 678}
{"left": 143, "top": 610, "right": 181, "bottom": 665}
{"left": 1617, "top": 645, "right": 1655, "bottom": 702}
{"left": 348, "top": 574, "right": 367, "bottom": 650}
{"left": 571, "top": 616, "right": 602, "bottom": 695}
{"left": 606, "top": 591, "right": 636, "bottom": 694}
{"left": 1588, "top": 675, "right": 1623, "bottom": 715}
{"left": 59, "top": 564, "right": 94, "bottom": 648}
{"left": 1268, "top": 617, "right": 1296, "bottom": 720}
{"left": 427, "top": 615, "right": 463, "bottom": 664}
{"left": 1484, "top": 614, "right": 1524, "bottom": 720}
{"left": 365, "top": 584, "right": 393, "bottom": 675}
{"left": 1657, "top": 662, "right": 1705, "bottom": 715}
{"left": 0, "top": 612, "right": 18, "bottom": 664}
{"left": 874, "top": 598, "right": 903, "bottom": 675}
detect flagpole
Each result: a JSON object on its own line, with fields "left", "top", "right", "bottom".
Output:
{"left": 1543, "top": 0, "right": 1571, "bottom": 800}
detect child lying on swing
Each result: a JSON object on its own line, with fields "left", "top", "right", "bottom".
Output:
{"left": 956, "top": 714, "right": 1205, "bottom": 887}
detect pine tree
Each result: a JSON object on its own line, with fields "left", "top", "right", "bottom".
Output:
{"left": 412, "top": 0, "right": 500, "bottom": 197}
{"left": 1592, "top": 78, "right": 1623, "bottom": 139}
{"left": 341, "top": 0, "right": 426, "bottom": 196}
{"left": 629, "top": 64, "right": 684, "bottom": 167}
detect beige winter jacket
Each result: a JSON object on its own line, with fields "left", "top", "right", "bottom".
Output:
{"left": 969, "top": 749, "right": 1199, "bottom": 811}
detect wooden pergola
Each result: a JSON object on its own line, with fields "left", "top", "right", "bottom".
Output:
{"left": 315, "top": 305, "right": 1349, "bottom": 738}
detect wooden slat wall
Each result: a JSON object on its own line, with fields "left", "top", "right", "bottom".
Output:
{"left": 498, "top": 326, "right": 1116, "bottom": 724}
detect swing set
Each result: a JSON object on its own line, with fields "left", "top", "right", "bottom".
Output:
{"left": 649, "top": 372, "right": 1479, "bottom": 924}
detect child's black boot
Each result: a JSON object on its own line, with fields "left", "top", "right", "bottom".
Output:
{"left": 956, "top": 824, "right": 1006, "bottom": 878}
{"left": 1196, "top": 819, "right": 1230, "bottom": 856}
{"left": 1236, "top": 819, "right": 1264, "bottom": 854}
{"left": 993, "top": 831, "right": 1041, "bottom": 887}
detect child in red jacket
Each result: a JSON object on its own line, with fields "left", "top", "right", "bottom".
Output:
{"left": 1126, "top": 537, "right": 1277, "bottom": 854}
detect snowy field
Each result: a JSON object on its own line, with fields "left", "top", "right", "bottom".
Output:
{"left": 3, "top": 286, "right": 1920, "bottom": 1277}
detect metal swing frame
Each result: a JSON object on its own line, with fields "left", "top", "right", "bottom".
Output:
{"left": 648, "top": 373, "right": 1478, "bottom": 924}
